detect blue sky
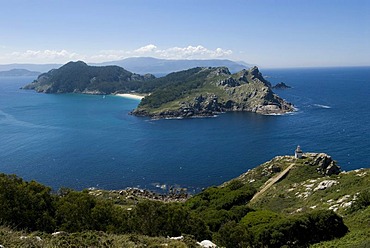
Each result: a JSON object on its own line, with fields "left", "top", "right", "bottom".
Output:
{"left": 0, "top": 0, "right": 369, "bottom": 67}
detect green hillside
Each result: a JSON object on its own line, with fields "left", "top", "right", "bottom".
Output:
{"left": 1, "top": 153, "right": 368, "bottom": 247}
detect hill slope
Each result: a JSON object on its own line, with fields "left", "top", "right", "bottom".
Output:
{"left": 0, "top": 153, "right": 368, "bottom": 247}
{"left": 225, "top": 152, "right": 370, "bottom": 248}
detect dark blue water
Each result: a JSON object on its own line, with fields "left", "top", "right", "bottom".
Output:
{"left": 0, "top": 67, "right": 369, "bottom": 192}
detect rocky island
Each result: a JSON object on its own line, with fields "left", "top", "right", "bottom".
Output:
{"left": 272, "top": 81, "right": 291, "bottom": 89}
{"left": 23, "top": 61, "right": 294, "bottom": 118}
{"left": 132, "top": 66, "right": 294, "bottom": 118}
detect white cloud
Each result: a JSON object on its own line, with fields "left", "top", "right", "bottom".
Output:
{"left": 5, "top": 49, "right": 83, "bottom": 63}
{"left": 156, "top": 45, "right": 232, "bottom": 59}
{"left": 0, "top": 45, "right": 233, "bottom": 64}
{"left": 90, "top": 44, "right": 233, "bottom": 62}
{"left": 134, "top": 44, "right": 157, "bottom": 54}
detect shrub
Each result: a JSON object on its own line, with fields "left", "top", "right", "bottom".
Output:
{"left": 0, "top": 174, "right": 56, "bottom": 232}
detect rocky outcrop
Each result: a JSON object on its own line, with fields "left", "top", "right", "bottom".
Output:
{"left": 313, "top": 180, "right": 339, "bottom": 191}
{"left": 306, "top": 153, "right": 341, "bottom": 176}
{"left": 272, "top": 82, "right": 291, "bottom": 89}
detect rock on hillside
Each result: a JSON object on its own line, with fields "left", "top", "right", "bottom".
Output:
{"left": 226, "top": 152, "right": 368, "bottom": 216}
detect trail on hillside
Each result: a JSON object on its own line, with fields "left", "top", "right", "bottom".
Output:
{"left": 249, "top": 163, "right": 295, "bottom": 203}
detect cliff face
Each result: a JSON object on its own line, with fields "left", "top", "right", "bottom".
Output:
{"left": 22, "top": 61, "right": 155, "bottom": 94}
{"left": 132, "top": 66, "right": 294, "bottom": 118}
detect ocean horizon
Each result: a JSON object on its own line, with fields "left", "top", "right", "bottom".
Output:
{"left": 0, "top": 66, "right": 369, "bottom": 193}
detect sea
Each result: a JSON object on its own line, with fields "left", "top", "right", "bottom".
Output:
{"left": 0, "top": 67, "right": 369, "bottom": 193}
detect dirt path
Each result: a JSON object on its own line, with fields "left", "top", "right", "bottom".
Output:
{"left": 249, "top": 163, "right": 295, "bottom": 203}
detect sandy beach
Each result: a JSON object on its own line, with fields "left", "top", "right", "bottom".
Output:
{"left": 115, "top": 93, "right": 145, "bottom": 100}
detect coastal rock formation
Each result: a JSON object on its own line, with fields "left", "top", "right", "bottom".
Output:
{"left": 272, "top": 82, "right": 291, "bottom": 89}
{"left": 132, "top": 66, "right": 294, "bottom": 118}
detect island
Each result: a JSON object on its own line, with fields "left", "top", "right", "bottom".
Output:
{"left": 22, "top": 61, "right": 155, "bottom": 94}
{"left": 272, "top": 81, "right": 291, "bottom": 89}
{"left": 132, "top": 66, "right": 294, "bottom": 118}
{"left": 23, "top": 61, "right": 294, "bottom": 118}
{"left": 0, "top": 68, "right": 41, "bottom": 77}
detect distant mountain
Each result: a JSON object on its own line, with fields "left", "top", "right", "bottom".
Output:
{"left": 0, "top": 69, "right": 41, "bottom": 77}
{"left": 0, "top": 63, "right": 61, "bottom": 73}
{"left": 93, "top": 57, "right": 250, "bottom": 75}
{"left": 0, "top": 57, "right": 250, "bottom": 76}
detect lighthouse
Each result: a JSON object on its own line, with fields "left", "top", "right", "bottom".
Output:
{"left": 295, "top": 145, "right": 303, "bottom": 159}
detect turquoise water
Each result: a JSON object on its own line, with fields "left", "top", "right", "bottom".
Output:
{"left": 0, "top": 67, "right": 369, "bottom": 192}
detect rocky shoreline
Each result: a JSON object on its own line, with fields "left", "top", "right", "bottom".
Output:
{"left": 131, "top": 94, "right": 294, "bottom": 119}
{"left": 88, "top": 186, "right": 190, "bottom": 203}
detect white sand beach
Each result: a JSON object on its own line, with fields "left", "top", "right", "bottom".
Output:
{"left": 115, "top": 93, "right": 145, "bottom": 100}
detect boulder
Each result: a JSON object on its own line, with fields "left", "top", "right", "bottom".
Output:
{"left": 314, "top": 180, "right": 339, "bottom": 191}
{"left": 197, "top": 240, "right": 217, "bottom": 248}
{"left": 52, "top": 231, "right": 68, "bottom": 236}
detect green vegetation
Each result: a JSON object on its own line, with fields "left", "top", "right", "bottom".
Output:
{"left": 139, "top": 67, "right": 209, "bottom": 108}
{"left": 0, "top": 227, "right": 191, "bottom": 247}
{"left": 1, "top": 154, "right": 369, "bottom": 247}
{"left": 22, "top": 61, "right": 155, "bottom": 94}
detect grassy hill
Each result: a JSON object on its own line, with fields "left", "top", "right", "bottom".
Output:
{"left": 0, "top": 153, "right": 368, "bottom": 247}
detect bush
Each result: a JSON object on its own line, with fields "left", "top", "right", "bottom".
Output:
{"left": 250, "top": 209, "right": 348, "bottom": 247}
{"left": 213, "top": 221, "right": 253, "bottom": 248}
{"left": 350, "top": 189, "right": 370, "bottom": 212}
{"left": 0, "top": 174, "right": 56, "bottom": 232}
{"left": 132, "top": 200, "right": 211, "bottom": 240}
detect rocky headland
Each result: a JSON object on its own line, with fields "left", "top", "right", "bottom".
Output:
{"left": 132, "top": 66, "right": 294, "bottom": 118}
